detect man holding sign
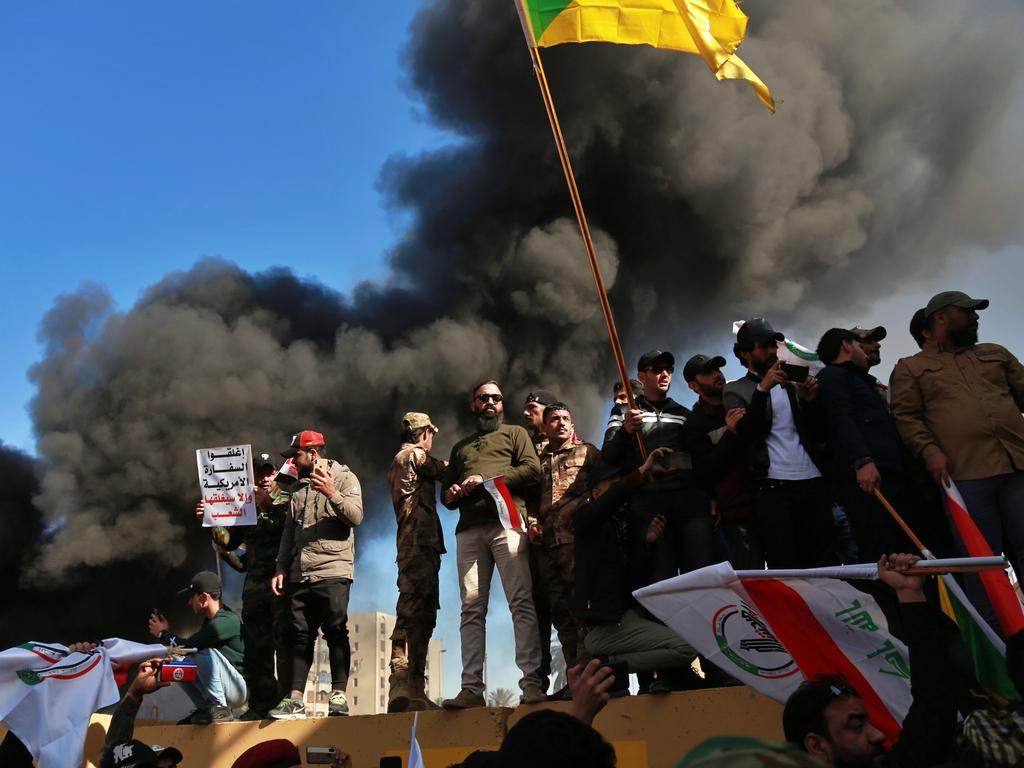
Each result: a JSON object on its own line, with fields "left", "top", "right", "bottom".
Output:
{"left": 441, "top": 379, "right": 545, "bottom": 709}
{"left": 269, "top": 430, "right": 363, "bottom": 719}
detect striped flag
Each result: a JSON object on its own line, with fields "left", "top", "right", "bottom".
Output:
{"left": 482, "top": 476, "right": 525, "bottom": 531}
{"left": 944, "top": 480, "right": 1024, "bottom": 638}
{"left": 635, "top": 562, "right": 911, "bottom": 746}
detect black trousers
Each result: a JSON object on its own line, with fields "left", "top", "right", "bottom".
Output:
{"left": 839, "top": 475, "right": 915, "bottom": 563}
{"left": 754, "top": 477, "right": 837, "bottom": 568}
{"left": 628, "top": 487, "right": 715, "bottom": 587}
{"left": 289, "top": 576, "right": 352, "bottom": 691}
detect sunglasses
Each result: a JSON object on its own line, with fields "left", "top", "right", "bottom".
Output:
{"left": 476, "top": 393, "right": 503, "bottom": 403}
{"left": 644, "top": 366, "right": 674, "bottom": 375}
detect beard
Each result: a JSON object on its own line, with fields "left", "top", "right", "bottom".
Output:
{"left": 753, "top": 354, "right": 778, "bottom": 375}
{"left": 947, "top": 324, "right": 979, "bottom": 348}
{"left": 476, "top": 411, "right": 504, "bottom": 433}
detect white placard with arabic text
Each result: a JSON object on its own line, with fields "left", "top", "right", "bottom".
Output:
{"left": 196, "top": 444, "right": 257, "bottom": 527}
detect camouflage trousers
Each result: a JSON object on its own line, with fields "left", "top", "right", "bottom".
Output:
{"left": 241, "top": 574, "right": 293, "bottom": 714}
{"left": 536, "top": 543, "right": 585, "bottom": 670}
{"left": 390, "top": 547, "right": 441, "bottom": 681}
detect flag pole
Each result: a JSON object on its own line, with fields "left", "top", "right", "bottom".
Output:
{"left": 873, "top": 489, "right": 937, "bottom": 559}
{"left": 516, "top": 11, "right": 647, "bottom": 458}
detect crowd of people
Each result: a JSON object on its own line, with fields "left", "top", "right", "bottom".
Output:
{"left": 5, "top": 287, "right": 1022, "bottom": 766}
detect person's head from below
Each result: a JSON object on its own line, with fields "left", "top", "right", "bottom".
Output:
{"left": 101, "top": 741, "right": 182, "bottom": 768}
{"left": 176, "top": 570, "right": 222, "bottom": 617}
{"left": 230, "top": 739, "right": 303, "bottom": 768}
{"left": 280, "top": 429, "right": 327, "bottom": 474}
{"left": 684, "top": 354, "right": 727, "bottom": 400}
{"left": 499, "top": 710, "right": 616, "bottom": 768}
{"left": 523, "top": 389, "right": 558, "bottom": 433}
{"left": 400, "top": 411, "right": 439, "bottom": 451}
{"left": 783, "top": 676, "right": 886, "bottom": 768}
{"left": 849, "top": 326, "right": 886, "bottom": 368}
{"left": 924, "top": 290, "right": 988, "bottom": 349}
{"left": 253, "top": 453, "right": 276, "bottom": 488}
{"left": 816, "top": 329, "right": 870, "bottom": 371}
{"left": 734, "top": 319, "right": 784, "bottom": 375}
{"left": 908, "top": 308, "right": 929, "bottom": 350}
{"left": 612, "top": 379, "right": 644, "bottom": 406}
{"left": 542, "top": 402, "right": 574, "bottom": 447}
{"left": 472, "top": 379, "right": 504, "bottom": 432}
{"left": 636, "top": 350, "right": 675, "bottom": 400}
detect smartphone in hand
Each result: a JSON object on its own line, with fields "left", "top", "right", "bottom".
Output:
{"left": 779, "top": 362, "right": 809, "bottom": 383}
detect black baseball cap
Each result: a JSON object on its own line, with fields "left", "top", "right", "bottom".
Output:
{"left": 253, "top": 451, "right": 275, "bottom": 470}
{"left": 736, "top": 318, "right": 785, "bottom": 348}
{"left": 524, "top": 389, "right": 558, "bottom": 406}
{"left": 637, "top": 350, "right": 675, "bottom": 371}
{"left": 923, "top": 290, "right": 989, "bottom": 318}
{"left": 101, "top": 741, "right": 162, "bottom": 768}
{"left": 176, "top": 570, "right": 222, "bottom": 600}
{"left": 683, "top": 354, "right": 727, "bottom": 383}
{"left": 849, "top": 326, "right": 887, "bottom": 342}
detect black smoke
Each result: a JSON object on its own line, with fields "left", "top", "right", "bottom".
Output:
{"left": 5, "top": 0, "right": 1024, "bottom": 643}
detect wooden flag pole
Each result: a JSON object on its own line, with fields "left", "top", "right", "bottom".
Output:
{"left": 873, "top": 488, "right": 938, "bottom": 559}
{"left": 526, "top": 45, "right": 648, "bottom": 459}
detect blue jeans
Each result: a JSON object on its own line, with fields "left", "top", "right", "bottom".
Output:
{"left": 950, "top": 472, "right": 1024, "bottom": 635}
{"left": 181, "top": 648, "right": 248, "bottom": 709}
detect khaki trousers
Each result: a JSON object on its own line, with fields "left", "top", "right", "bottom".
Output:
{"left": 456, "top": 524, "right": 542, "bottom": 693}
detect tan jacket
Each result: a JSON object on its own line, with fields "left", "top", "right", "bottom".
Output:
{"left": 889, "top": 341, "right": 1024, "bottom": 480}
{"left": 275, "top": 458, "right": 363, "bottom": 582}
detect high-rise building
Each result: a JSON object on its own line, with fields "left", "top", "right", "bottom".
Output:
{"left": 303, "top": 611, "right": 443, "bottom": 716}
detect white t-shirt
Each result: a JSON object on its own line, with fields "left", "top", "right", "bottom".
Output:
{"left": 765, "top": 385, "right": 821, "bottom": 481}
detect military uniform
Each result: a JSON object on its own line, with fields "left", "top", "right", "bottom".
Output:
{"left": 536, "top": 440, "right": 600, "bottom": 669}
{"left": 386, "top": 418, "right": 447, "bottom": 711}
{"left": 215, "top": 483, "right": 293, "bottom": 716}
{"left": 526, "top": 428, "right": 554, "bottom": 689}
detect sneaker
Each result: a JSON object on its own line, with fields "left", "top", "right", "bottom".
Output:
{"left": 328, "top": 692, "right": 349, "bottom": 717}
{"left": 520, "top": 683, "right": 546, "bottom": 705}
{"left": 192, "top": 704, "right": 234, "bottom": 724}
{"left": 268, "top": 697, "right": 306, "bottom": 720}
{"left": 442, "top": 689, "right": 486, "bottom": 710}
{"left": 647, "top": 679, "right": 672, "bottom": 694}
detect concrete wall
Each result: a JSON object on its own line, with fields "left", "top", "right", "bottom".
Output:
{"left": 67, "top": 686, "right": 783, "bottom": 767}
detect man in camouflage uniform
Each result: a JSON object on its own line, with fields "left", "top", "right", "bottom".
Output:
{"left": 529, "top": 402, "right": 600, "bottom": 690}
{"left": 386, "top": 412, "right": 448, "bottom": 712}
{"left": 207, "top": 453, "right": 294, "bottom": 719}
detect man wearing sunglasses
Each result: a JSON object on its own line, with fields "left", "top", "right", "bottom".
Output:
{"left": 602, "top": 350, "right": 714, "bottom": 586}
{"left": 441, "top": 379, "right": 545, "bottom": 709}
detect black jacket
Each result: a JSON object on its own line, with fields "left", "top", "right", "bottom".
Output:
{"left": 602, "top": 395, "right": 695, "bottom": 490}
{"left": 573, "top": 471, "right": 644, "bottom": 624}
{"left": 723, "top": 372, "right": 828, "bottom": 479}
{"left": 816, "top": 362, "right": 906, "bottom": 479}
{"left": 684, "top": 398, "right": 754, "bottom": 522}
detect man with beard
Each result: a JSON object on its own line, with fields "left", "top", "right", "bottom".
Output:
{"left": 386, "top": 412, "right": 447, "bottom": 712}
{"left": 682, "top": 354, "right": 760, "bottom": 568}
{"left": 891, "top": 291, "right": 1024, "bottom": 600}
{"left": 815, "top": 330, "right": 912, "bottom": 561}
{"left": 441, "top": 380, "right": 545, "bottom": 708}
{"left": 850, "top": 326, "right": 888, "bottom": 399}
{"left": 269, "top": 430, "right": 363, "bottom": 719}
{"left": 782, "top": 554, "right": 957, "bottom": 768}
{"left": 724, "top": 319, "right": 835, "bottom": 568}
{"left": 523, "top": 389, "right": 559, "bottom": 455}
{"left": 602, "top": 349, "right": 714, "bottom": 586}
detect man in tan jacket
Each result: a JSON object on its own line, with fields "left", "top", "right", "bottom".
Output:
{"left": 890, "top": 291, "right": 1024, "bottom": 611}
{"left": 269, "top": 430, "right": 363, "bottom": 719}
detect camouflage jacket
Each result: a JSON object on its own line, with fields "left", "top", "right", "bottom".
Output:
{"left": 213, "top": 484, "right": 291, "bottom": 581}
{"left": 538, "top": 441, "right": 601, "bottom": 547}
{"left": 387, "top": 443, "right": 448, "bottom": 554}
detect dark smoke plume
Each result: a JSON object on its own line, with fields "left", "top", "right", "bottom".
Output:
{"left": 6, "top": 0, "right": 1023, "bottom": 642}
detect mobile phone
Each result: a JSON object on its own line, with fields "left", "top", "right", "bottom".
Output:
{"left": 380, "top": 758, "right": 403, "bottom": 768}
{"left": 659, "top": 451, "right": 692, "bottom": 471}
{"left": 599, "top": 660, "right": 630, "bottom": 696}
{"left": 779, "top": 362, "right": 809, "bottom": 383}
{"left": 157, "top": 661, "right": 198, "bottom": 683}
{"left": 307, "top": 747, "right": 338, "bottom": 765}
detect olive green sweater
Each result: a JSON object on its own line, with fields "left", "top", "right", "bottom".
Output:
{"left": 442, "top": 424, "right": 541, "bottom": 532}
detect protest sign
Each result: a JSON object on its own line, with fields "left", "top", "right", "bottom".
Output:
{"left": 196, "top": 444, "right": 257, "bottom": 527}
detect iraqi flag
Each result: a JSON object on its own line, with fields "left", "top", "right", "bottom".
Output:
{"left": 0, "top": 638, "right": 168, "bottom": 768}
{"left": 482, "top": 476, "right": 525, "bottom": 531}
{"left": 635, "top": 562, "right": 911, "bottom": 746}
{"left": 943, "top": 479, "right": 1024, "bottom": 638}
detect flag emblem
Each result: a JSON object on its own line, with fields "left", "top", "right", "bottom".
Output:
{"left": 712, "top": 602, "right": 798, "bottom": 679}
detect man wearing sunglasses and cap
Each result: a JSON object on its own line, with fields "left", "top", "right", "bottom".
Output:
{"left": 891, "top": 291, "right": 1024, "bottom": 618}
{"left": 385, "top": 412, "right": 448, "bottom": 712}
{"left": 269, "top": 430, "right": 364, "bottom": 719}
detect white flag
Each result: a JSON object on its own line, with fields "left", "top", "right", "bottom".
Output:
{"left": 408, "top": 711, "right": 425, "bottom": 768}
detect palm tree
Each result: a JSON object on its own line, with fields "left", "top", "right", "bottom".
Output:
{"left": 486, "top": 687, "right": 517, "bottom": 707}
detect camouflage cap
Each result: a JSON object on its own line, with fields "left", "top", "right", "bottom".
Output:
{"left": 849, "top": 326, "right": 887, "bottom": 342}
{"left": 402, "top": 412, "right": 439, "bottom": 433}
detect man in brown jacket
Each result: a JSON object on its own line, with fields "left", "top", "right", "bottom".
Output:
{"left": 385, "top": 412, "right": 447, "bottom": 712}
{"left": 269, "top": 430, "right": 364, "bottom": 719}
{"left": 890, "top": 291, "right": 1024, "bottom": 593}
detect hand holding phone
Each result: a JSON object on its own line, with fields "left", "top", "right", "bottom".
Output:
{"left": 779, "top": 362, "right": 809, "bottom": 383}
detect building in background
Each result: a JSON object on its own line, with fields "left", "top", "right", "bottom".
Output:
{"left": 303, "top": 611, "right": 443, "bottom": 716}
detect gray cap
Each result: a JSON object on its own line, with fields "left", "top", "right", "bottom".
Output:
{"left": 924, "top": 291, "right": 989, "bottom": 318}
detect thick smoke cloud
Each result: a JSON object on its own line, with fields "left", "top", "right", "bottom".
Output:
{"left": 6, "top": 0, "right": 1023, "bottom": 642}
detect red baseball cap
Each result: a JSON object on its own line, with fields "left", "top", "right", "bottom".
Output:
{"left": 281, "top": 430, "right": 325, "bottom": 458}
{"left": 230, "top": 739, "right": 300, "bottom": 768}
